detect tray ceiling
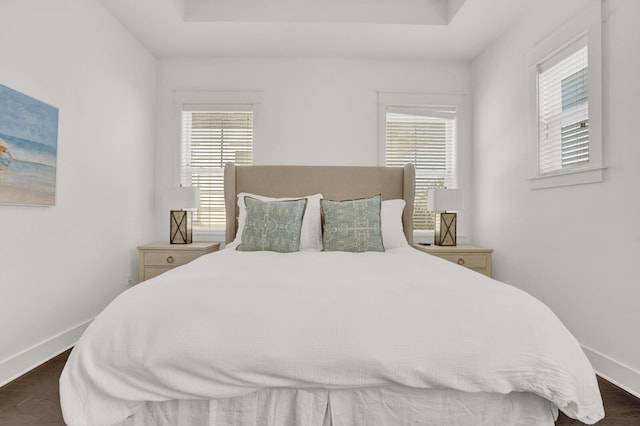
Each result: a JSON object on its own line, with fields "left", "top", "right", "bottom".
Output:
{"left": 99, "top": 0, "right": 550, "bottom": 59}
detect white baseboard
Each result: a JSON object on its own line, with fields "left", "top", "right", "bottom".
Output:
{"left": 582, "top": 344, "right": 640, "bottom": 399}
{"left": 0, "top": 319, "right": 93, "bottom": 388}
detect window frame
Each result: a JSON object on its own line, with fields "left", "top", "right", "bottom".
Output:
{"left": 378, "top": 92, "right": 466, "bottom": 242}
{"left": 173, "top": 90, "right": 263, "bottom": 240}
{"left": 527, "top": 1, "right": 604, "bottom": 190}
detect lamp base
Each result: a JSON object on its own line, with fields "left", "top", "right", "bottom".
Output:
{"left": 434, "top": 212, "right": 457, "bottom": 246}
{"left": 169, "top": 210, "right": 192, "bottom": 244}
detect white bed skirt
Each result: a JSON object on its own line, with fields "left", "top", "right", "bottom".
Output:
{"left": 118, "top": 387, "right": 558, "bottom": 426}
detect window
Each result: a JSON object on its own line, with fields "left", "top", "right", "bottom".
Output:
{"left": 528, "top": 2, "right": 603, "bottom": 189}
{"left": 538, "top": 38, "right": 589, "bottom": 175}
{"left": 180, "top": 107, "right": 253, "bottom": 231}
{"left": 181, "top": 108, "right": 253, "bottom": 231}
{"left": 383, "top": 106, "right": 457, "bottom": 231}
{"left": 560, "top": 67, "right": 589, "bottom": 168}
{"left": 175, "top": 90, "right": 261, "bottom": 234}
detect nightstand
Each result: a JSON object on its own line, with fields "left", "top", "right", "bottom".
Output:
{"left": 137, "top": 242, "right": 220, "bottom": 282}
{"left": 413, "top": 243, "right": 493, "bottom": 277}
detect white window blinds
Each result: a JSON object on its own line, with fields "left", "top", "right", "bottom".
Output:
{"left": 538, "top": 37, "right": 589, "bottom": 175}
{"left": 385, "top": 107, "right": 457, "bottom": 230}
{"left": 180, "top": 108, "right": 253, "bottom": 230}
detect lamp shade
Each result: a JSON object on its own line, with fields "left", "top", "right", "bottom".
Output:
{"left": 163, "top": 186, "right": 200, "bottom": 210}
{"left": 427, "top": 188, "right": 463, "bottom": 211}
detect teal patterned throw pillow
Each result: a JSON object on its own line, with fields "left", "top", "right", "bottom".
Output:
{"left": 237, "top": 197, "right": 308, "bottom": 253}
{"left": 321, "top": 195, "right": 385, "bottom": 252}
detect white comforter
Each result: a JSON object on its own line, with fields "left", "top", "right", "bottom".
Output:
{"left": 60, "top": 247, "right": 604, "bottom": 426}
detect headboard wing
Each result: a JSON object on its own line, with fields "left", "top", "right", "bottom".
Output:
{"left": 224, "top": 163, "right": 415, "bottom": 245}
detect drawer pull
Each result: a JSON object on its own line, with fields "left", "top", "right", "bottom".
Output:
{"left": 166, "top": 256, "right": 174, "bottom": 264}
{"left": 457, "top": 258, "right": 465, "bottom": 265}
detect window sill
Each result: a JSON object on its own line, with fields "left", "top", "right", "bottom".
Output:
{"left": 529, "top": 166, "right": 605, "bottom": 190}
{"left": 413, "top": 230, "right": 468, "bottom": 245}
{"left": 413, "top": 230, "right": 434, "bottom": 245}
{"left": 193, "top": 229, "right": 226, "bottom": 244}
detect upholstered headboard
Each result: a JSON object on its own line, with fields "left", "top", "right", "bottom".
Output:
{"left": 224, "top": 163, "right": 415, "bottom": 245}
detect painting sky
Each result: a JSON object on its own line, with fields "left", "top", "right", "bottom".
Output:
{"left": 0, "top": 84, "right": 58, "bottom": 147}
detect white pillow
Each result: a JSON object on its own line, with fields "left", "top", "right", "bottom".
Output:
{"left": 230, "top": 193, "right": 323, "bottom": 251}
{"left": 381, "top": 199, "right": 408, "bottom": 249}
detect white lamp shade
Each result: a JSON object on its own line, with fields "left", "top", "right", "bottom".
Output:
{"left": 427, "top": 188, "right": 463, "bottom": 211}
{"left": 163, "top": 186, "right": 200, "bottom": 210}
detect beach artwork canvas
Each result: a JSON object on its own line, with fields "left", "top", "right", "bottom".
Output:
{"left": 0, "top": 84, "right": 58, "bottom": 206}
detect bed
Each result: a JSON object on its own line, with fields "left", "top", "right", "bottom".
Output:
{"left": 59, "top": 164, "right": 604, "bottom": 426}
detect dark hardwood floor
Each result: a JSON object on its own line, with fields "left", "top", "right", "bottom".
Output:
{"left": 556, "top": 376, "right": 640, "bottom": 425}
{"left": 0, "top": 350, "right": 639, "bottom": 425}
{"left": 0, "top": 350, "right": 70, "bottom": 426}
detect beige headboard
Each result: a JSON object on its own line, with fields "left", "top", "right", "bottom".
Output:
{"left": 224, "top": 163, "right": 415, "bottom": 245}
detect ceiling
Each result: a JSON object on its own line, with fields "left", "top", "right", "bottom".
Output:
{"left": 99, "top": 0, "right": 538, "bottom": 60}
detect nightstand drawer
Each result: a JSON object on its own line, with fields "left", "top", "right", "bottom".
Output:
{"left": 143, "top": 251, "right": 200, "bottom": 267}
{"left": 413, "top": 244, "right": 493, "bottom": 278}
{"left": 137, "top": 242, "right": 221, "bottom": 283}
{"left": 437, "top": 253, "right": 487, "bottom": 269}
{"left": 143, "top": 266, "right": 172, "bottom": 281}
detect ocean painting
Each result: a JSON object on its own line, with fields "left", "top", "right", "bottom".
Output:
{"left": 0, "top": 84, "right": 58, "bottom": 206}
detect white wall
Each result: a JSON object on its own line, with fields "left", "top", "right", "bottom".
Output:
{"left": 472, "top": 0, "right": 640, "bottom": 395}
{"left": 154, "top": 57, "right": 471, "bottom": 241}
{"left": 0, "top": 0, "right": 157, "bottom": 384}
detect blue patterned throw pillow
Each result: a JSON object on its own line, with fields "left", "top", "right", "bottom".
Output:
{"left": 237, "top": 197, "right": 308, "bottom": 252}
{"left": 321, "top": 194, "right": 385, "bottom": 252}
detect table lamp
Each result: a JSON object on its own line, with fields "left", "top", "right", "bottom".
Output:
{"left": 427, "top": 188, "right": 463, "bottom": 246}
{"left": 163, "top": 186, "right": 200, "bottom": 244}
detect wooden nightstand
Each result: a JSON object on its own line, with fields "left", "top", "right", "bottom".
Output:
{"left": 413, "top": 243, "right": 493, "bottom": 278}
{"left": 137, "top": 242, "right": 220, "bottom": 282}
